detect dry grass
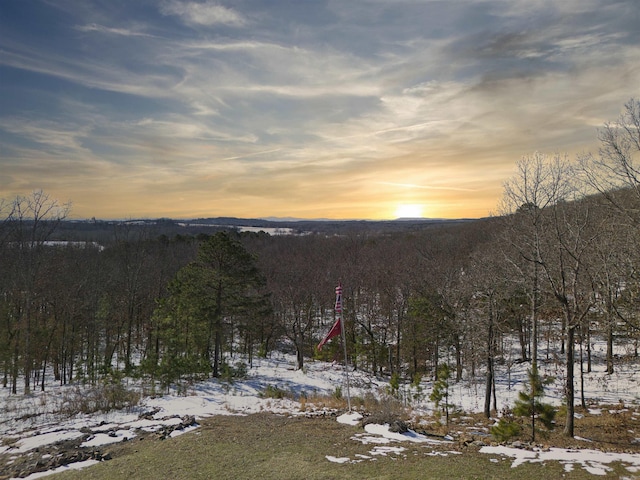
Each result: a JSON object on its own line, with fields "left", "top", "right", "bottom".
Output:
{"left": 6, "top": 400, "right": 639, "bottom": 479}
{"left": 59, "top": 382, "right": 140, "bottom": 416}
{"left": 300, "top": 391, "right": 407, "bottom": 415}
{"left": 433, "top": 403, "right": 640, "bottom": 454}
{"left": 53, "top": 413, "right": 597, "bottom": 480}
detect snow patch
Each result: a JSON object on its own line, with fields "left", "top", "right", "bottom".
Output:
{"left": 12, "top": 459, "right": 101, "bottom": 479}
{"left": 14, "top": 431, "right": 84, "bottom": 453}
{"left": 169, "top": 425, "right": 199, "bottom": 438}
{"left": 326, "top": 455, "right": 351, "bottom": 464}
{"left": 480, "top": 445, "right": 640, "bottom": 476}
{"left": 337, "top": 412, "right": 363, "bottom": 426}
{"left": 80, "top": 429, "right": 137, "bottom": 447}
{"left": 371, "top": 445, "right": 406, "bottom": 456}
{"left": 363, "top": 423, "right": 448, "bottom": 444}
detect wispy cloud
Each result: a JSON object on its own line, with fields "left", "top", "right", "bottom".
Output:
{"left": 378, "top": 182, "right": 477, "bottom": 192}
{"left": 0, "top": 117, "right": 91, "bottom": 154}
{"left": 160, "top": 1, "right": 246, "bottom": 27}
{"left": 75, "top": 23, "right": 155, "bottom": 37}
{"left": 0, "top": 0, "right": 638, "bottom": 219}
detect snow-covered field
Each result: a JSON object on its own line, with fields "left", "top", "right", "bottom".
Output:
{"left": 2, "top": 345, "right": 640, "bottom": 478}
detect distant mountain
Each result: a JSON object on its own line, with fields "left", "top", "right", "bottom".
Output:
{"left": 52, "top": 215, "right": 480, "bottom": 242}
{"left": 261, "top": 216, "right": 333, "bottom": 222}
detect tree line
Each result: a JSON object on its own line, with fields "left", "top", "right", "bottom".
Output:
{"left": 1, "top": 99, "right": 639, "bottom": 438}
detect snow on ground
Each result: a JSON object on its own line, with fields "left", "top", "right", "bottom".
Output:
{"left": 14, "top": 460, "right": 101, "bottom": 480}
{"left": 480, "top": 445, "right": 640, "bottom": 476}
{"left": 328, "top": 417, "right": 458, "bottom": 464}
{"left": 2, "top": 348, "right": 640, "bottom": 478}
{"left": 337, "top": 411, "right": 363, "bottom": 425}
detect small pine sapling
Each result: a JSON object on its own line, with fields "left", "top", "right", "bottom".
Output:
{"left": 490, "top": 408, "right": 522, "bottom": 442}
{"left": 513, "top": 365, "right": 555, "bottom": 441}
{"left": 430, "top": 364, "right": 451, "bottom": 427}
{"left": 491, "top": 417, "right": 522, "bottom": 442}
{"left": 411, "top": 373, "right": 425, "bottom": 403}
{"left": 387, "top": 372, "right": 401, "bottom": 398}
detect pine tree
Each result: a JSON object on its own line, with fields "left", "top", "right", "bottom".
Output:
{"left": 513, "top": 365, "right": 555, "bottom": 441}
{"left": 148, "top": 232, "right": 269, "bottom": 382}
{"left": 490, "top": 416, "right": 522, "bottom": 442}
{"left": 430, "top": 364, "right": 451, "bottom": 427}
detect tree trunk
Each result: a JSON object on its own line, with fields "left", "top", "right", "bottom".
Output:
{"left": 455, "top": 336, "right": 463, "bottom": 381}
{"left": 433, "top": 336, "right": 439, "bottom": 381}
{"left": 125, "top": 304, "right": 135, "bottom": 372}
{"left": 532, "top": 261, "right": 539, "bottom": 368}
{"left": 213, "top": 329, "right": 221, "bottom": 377}
{"left": 412, "top": 342, "right": 418, "bottom": 376}
{"left": 519, "top": 320, "right": 528, "bottom": 361}
{"left": 396, "top": 310, "right": 402, "bottom": 374}
{"left": 484, "top": 356, "right": 493, "bottom": 418}
{"left": 12, "top": 342, "right": 19, "bottom": 395}
{"left": 579, "top": 334, "right": 586, "bottom": 409}
{"left": 564, "top": 325, "right": 575, "bottom": 437}
{"left": 492, "top": 366, "right": 497, "bottom": 412}
{"left": 24, "top": 310, "right": 32, "bottom": 394}
{"left": 484, "top": 298, "right": 495, "bottom": 418}
{"left": 296, "top": 346, "right": 304, "bottom": 371}
{"left": 606, "top": 322, "right": 614, "bottom": 374}
{"left": 586, "top": 323, "right": 592, "bottom": 373}
{"left": 212, "top": 280, "right": 224, "bottom": 377}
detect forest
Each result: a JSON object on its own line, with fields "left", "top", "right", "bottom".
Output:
{"left": 1, "top": 99, "right": 639, "bottom": 439}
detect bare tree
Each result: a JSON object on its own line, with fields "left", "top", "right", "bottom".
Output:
{"left": 0, "top": 198, "right": 15, "bottom": 388}
{"left": 500, "top": 152, "right": 572, "bottom": 370}
{"left": 579, "top": 98, "right": 640, "bottom": 363}
{"left": 465, "top": 244, "right": 515, "bottom": 418}
{"left": 3, "top": 191, "right": 70, "bottom": 393}
{"left": 587, "top": 213, "right": 634, "bottom": 375}
{"left": 502, "top": 154, "right": 600, "bottom": 437}
{"left": 260, "top": 235, "right": 332, "bottom": 370}
{"left": 542, "top": 190, "right": 599, "bottom": 437}
{"left": 580, "top": 98, "right": 640, "bottom": 226}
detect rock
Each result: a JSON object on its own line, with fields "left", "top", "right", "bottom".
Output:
{"left": 138, "top": 407, "right": 161, "bottom": 420}
{"left": 181, "top": 415, "right": 197, "bottom": 427}
{"left": 388, "top": 420, "right": 409, "bottom": 434}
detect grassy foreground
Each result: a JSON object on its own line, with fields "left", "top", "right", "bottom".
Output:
{"left": 55, "top": 413, "right": 630, "bottom": 480}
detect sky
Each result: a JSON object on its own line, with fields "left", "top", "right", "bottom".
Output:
{"left": 1, "top": 0, "right": 639, "bottom": 220}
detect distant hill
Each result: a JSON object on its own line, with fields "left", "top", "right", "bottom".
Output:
{"left": 51, "top": 216, "right": 480, "bottom": 242}
{"left": 163, "top": 216, "right": 478, "bottom": 236}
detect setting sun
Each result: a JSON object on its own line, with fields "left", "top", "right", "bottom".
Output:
{"left": 394, "top": 204, "right": 423, "bottom": 219}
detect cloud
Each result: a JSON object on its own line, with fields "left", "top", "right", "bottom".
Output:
{"left": 1, "top": 0, "right": 639, "bottom": 219}
{"left": 75, "top": 23, "right": 154, "bottom": 37}
{"left": 378, "top": 182, "right": 477, "bottom": 192}
{"left": 0, "top": 41, "right": 182, "bottom": 100}
{"left": 160, "top": 1, "right": 246, "bottom": 27}
{"left": 0, "top": 117, "right": 90, "bottom": 155}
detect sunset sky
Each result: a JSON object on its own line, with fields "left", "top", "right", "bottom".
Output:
{"left": 1, "top": 1, "right": 639, "bottom": 220}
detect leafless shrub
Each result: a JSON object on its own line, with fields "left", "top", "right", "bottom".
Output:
{"left": 60, "top": 382, "right": 140, "bottom": 416}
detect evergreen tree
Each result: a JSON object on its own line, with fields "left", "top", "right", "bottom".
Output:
{"left": 149, "top": 232, "right": 269, "bottom": 382}
{"left": 490, "top": 416, "right": 522, "bottom": 442}
{"left": 430, "top": 364, "right": 451, "bottom": 427}
{"left": 513, "top": 365, "right": 555, "bottom": 441}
